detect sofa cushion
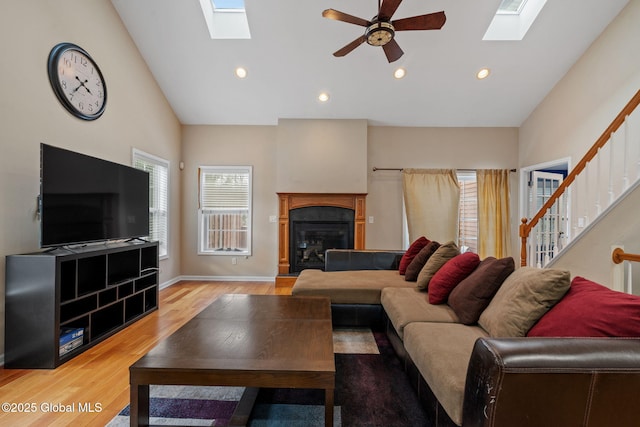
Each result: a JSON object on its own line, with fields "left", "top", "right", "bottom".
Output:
{"left": 399, "top": 236, "right": 430, "bottom": 275}
{"left": 428, "top": 252, "right": 481, "bottom": 304}
{"left": 528, "top": 276, "right": 640, "bottom": 337}
{"left": 291, "top": 269, "right": 413, "bottom": 304}
{"left": 404, "top": 241, "right": 440, "bottom": 281}
{"left": 416, "top": 241, "right": 460, "bottom": 290}
{"left": 403, "top": 322, "right": 489, "bottom": 426}
{"left": 479, "top": 267, "right": 570, "bottom": 337}
{"left": 381, "top": 287, "right": 459, "bottom": 339}
{"left": 447, "top": 256, "right": 515, "bottom": 325}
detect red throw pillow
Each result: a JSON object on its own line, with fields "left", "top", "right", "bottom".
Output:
{"left": 398, "top": 236, "right": 430, "bottom": 275}
{"left": 428, "top": 252, "right": 481, "bottom": 304}
{"left": 528, "top": 276, "right": 640, "bottom": 337}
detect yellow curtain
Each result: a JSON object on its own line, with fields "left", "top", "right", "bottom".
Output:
{"left": 402, "top": 169, "right": 460, "bottom": 243}
{"left": 477, "top": 169, "right": 511, "bottom": 259}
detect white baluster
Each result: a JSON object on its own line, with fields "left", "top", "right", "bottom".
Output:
{"left": 583, "top": 163, "right": 590, "bottom": 226}
{"left": 595, "top": 147, "right": 602, "bottom": 215}
{"left": 623, "top": 115, "right": 630, "bottom": 190}
{"left": 608, "top": 132, "right": 615, "bottom": 206}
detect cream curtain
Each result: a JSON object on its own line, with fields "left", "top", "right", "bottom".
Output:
{"left": 477, "top": 169, "right": 511, "bottom": 259}
{"left": 402, "top": 169, "right": 460, "bottom": 243}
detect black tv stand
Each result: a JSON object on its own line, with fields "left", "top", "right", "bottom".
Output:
{"left": 4, "top": 240, "right": 159, "bottom": 369}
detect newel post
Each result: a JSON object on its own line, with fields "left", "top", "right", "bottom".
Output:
{"left": 519, "top": 218, "right": 529, "bottom": 267}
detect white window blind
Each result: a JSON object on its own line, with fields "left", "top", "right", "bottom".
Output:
{"left": 133, "top": 150, "right": 169, "bottom": 259}
{"left": 457, "top": 171, "right": 478, "bottom": 253}
{"left": 198, "top": 166, "right": 252, "bottom": 255}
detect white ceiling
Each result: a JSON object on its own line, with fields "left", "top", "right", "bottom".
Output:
{"left": 111, "top": 0, "right": 628, "bottom": 127}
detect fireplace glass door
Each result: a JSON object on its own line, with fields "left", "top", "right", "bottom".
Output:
{"left": 289, "top": 206, "right": 354, "bottom": 273}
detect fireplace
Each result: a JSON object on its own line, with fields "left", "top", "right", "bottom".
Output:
{"left": 277, "top": 193, "right": 366, "bottom": 280}
{"left": 289, "top": 206, "right": 354, "bottom": 273}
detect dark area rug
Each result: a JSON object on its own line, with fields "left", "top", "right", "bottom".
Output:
{"left": 108, "top": 331, "right": 430, "bottom": 426}
{"left": 252, "top": 332, "right": 428, "bottom": 426}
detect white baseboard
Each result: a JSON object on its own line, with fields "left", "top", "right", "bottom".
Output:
{"left": 161, "top": 275, "right": 275, "bottom": 289}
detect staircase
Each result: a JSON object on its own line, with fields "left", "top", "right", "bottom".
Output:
{"left": 519, "top": 90, "right": 640, "bottom": 290}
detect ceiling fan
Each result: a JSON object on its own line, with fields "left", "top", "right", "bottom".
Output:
{"left": 322, "top": 0, "right": 446, "bottom": 63}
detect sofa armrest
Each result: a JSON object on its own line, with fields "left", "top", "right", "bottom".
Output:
{"left": 324, "top": 249, "right": 405, "bottom": 271}
{"left": 463, "top": 337, "right": 640, "bottom": 427}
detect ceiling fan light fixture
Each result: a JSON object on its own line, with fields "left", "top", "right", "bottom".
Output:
{"left": 366, "top": 22, "right": 395, "bottom": 46}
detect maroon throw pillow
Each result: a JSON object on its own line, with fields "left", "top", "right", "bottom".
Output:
{"left": 447, "top": 256, "right": 515, "bottom": 325}
{"left": 404, "top": 241, "right": 441, "bottom": 282}
{"left": 428, "top": 252, "right": 481, "bottom": 304}
{"left": 398, "top": 236, "right": 430, "bottom": 275}
{"left": 528, "top": 276, "right": 640, "bottom": 337}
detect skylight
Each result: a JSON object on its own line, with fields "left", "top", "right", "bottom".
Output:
{"left": 212, "top": 0, "right": 245, "bottom": 11}
{"left": 497, "top": 0, "right": 528, "bottom": 15}
{"left": 483, "top": 0, "right": 546, "bottom": 40}
{"left": 199, "top": 0, "right": 251, "bottom": 39}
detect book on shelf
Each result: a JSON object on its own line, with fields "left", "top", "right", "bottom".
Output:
{"left": 59, "top": 327, "right": 84, "bottom": 346}
{"left": 59, "top": 336, "right": 84, "bottom": 357}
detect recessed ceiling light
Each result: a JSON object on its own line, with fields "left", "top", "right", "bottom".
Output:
{"left": 476, "top": 68, "right": 491, "bottom": 79}
{"left": 318, "top": 92, "right": 330, "bottom": 102}
{"left": 235, "top": 67, "right": 247, "bottom": 79}
{"left": 394, "top": 68, "right": 406, "bottom": 79}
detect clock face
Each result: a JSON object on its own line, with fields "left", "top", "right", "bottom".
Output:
{"left": 48, "top": 43, "right": 107, "bottom": 120}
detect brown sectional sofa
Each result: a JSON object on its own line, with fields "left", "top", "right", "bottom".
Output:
{"left": 292, "top": 248, "right": 640, "bottom": 427}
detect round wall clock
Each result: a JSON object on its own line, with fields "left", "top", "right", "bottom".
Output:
{"left": 47, "top": 42, "right": 107, "bottom": 121}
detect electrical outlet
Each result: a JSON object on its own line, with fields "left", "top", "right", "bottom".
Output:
{"left": 232, "top": 257, "right": 237, "bottom": 265}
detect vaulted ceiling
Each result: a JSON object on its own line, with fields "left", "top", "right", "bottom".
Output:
{"left": 111, "top": 0, "right": 629, "bottom": 127}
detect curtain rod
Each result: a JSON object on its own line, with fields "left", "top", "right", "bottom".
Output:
{"left": 372, "top": 167, "right": 517, "bottom": 172}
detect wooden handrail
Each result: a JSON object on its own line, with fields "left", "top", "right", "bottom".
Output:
{"left": 612, "top": 247, "right": 640, "bottom": 264}
{"left": 520, "top": 89, "right": 640, "bottom": 266}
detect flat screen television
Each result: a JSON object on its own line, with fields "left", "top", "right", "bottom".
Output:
{"left": 40, "top": 143, "right": 150, "bottom": 248}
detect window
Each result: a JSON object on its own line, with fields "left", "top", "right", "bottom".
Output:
{"left": 458, "top": 171, "right": 478, "bottom": 253}
{"left": 133, "top": 150, "right": 170, "bottom": 259}
{"left": 198, "top": 166, "right": 252, "bottom": 255}
{"left": 497, "top": 0, "right": 528, "bottom": 14}
{"left": 198, "top": 0, "right": 251, "bottom": 40}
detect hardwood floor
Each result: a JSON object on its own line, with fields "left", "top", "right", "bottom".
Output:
{"left": 0, "top": 281, "right": 290, "bottom": 426}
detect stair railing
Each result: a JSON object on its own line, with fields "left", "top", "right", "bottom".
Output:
{"left": 612, "top": 247, "right": 640, "bottom": 294}
{"left": 520, "top": 89, "right": 640, "bottom": 267}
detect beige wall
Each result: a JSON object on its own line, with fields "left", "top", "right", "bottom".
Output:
{"left": 276, "top": 119, "right": 368, "bottom": 193}
{"left": 0, "top": 1, "right": 181, "bottom": 357}
{"left": 181, "top": 124, "right": 518, "bottom": 278}
{"left": 519, "top": 0, "right": 640, "bottom": 283}
{"left": 180, "top": 125, "right": 279, "bottom": 278}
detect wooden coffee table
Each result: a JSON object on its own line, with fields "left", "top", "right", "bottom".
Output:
{"left": 129, "top": 294, "right": 335, "bottom": 427}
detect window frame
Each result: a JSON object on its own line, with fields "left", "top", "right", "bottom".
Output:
{"left": 132, "top": 149, "right": 170, "bottom": 260}
{"left": 198, "top": 165, "right": 253, "bottom": 256}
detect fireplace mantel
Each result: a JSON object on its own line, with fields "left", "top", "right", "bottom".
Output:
{"left": 277, "top": 193, "right": 366, "bottom": 279}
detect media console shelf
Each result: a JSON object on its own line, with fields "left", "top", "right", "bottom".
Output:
{"left": 4, "top": 241, "right": 159, "bottom": 369}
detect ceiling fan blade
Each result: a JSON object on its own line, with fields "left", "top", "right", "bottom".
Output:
{"left": 333, "top": 35, "right": 367, "bottom": 57}
{"left": 378, "top": 0, "right": 403, "bottom": 21}
{"left": 392, "top": 11, "right": 446, "bottom": 31}
{"left": 382, "top": 39, "right": 403, "bottom": 63}
{"left": 322, "top": 9, "right": 371, "bottom": 27}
